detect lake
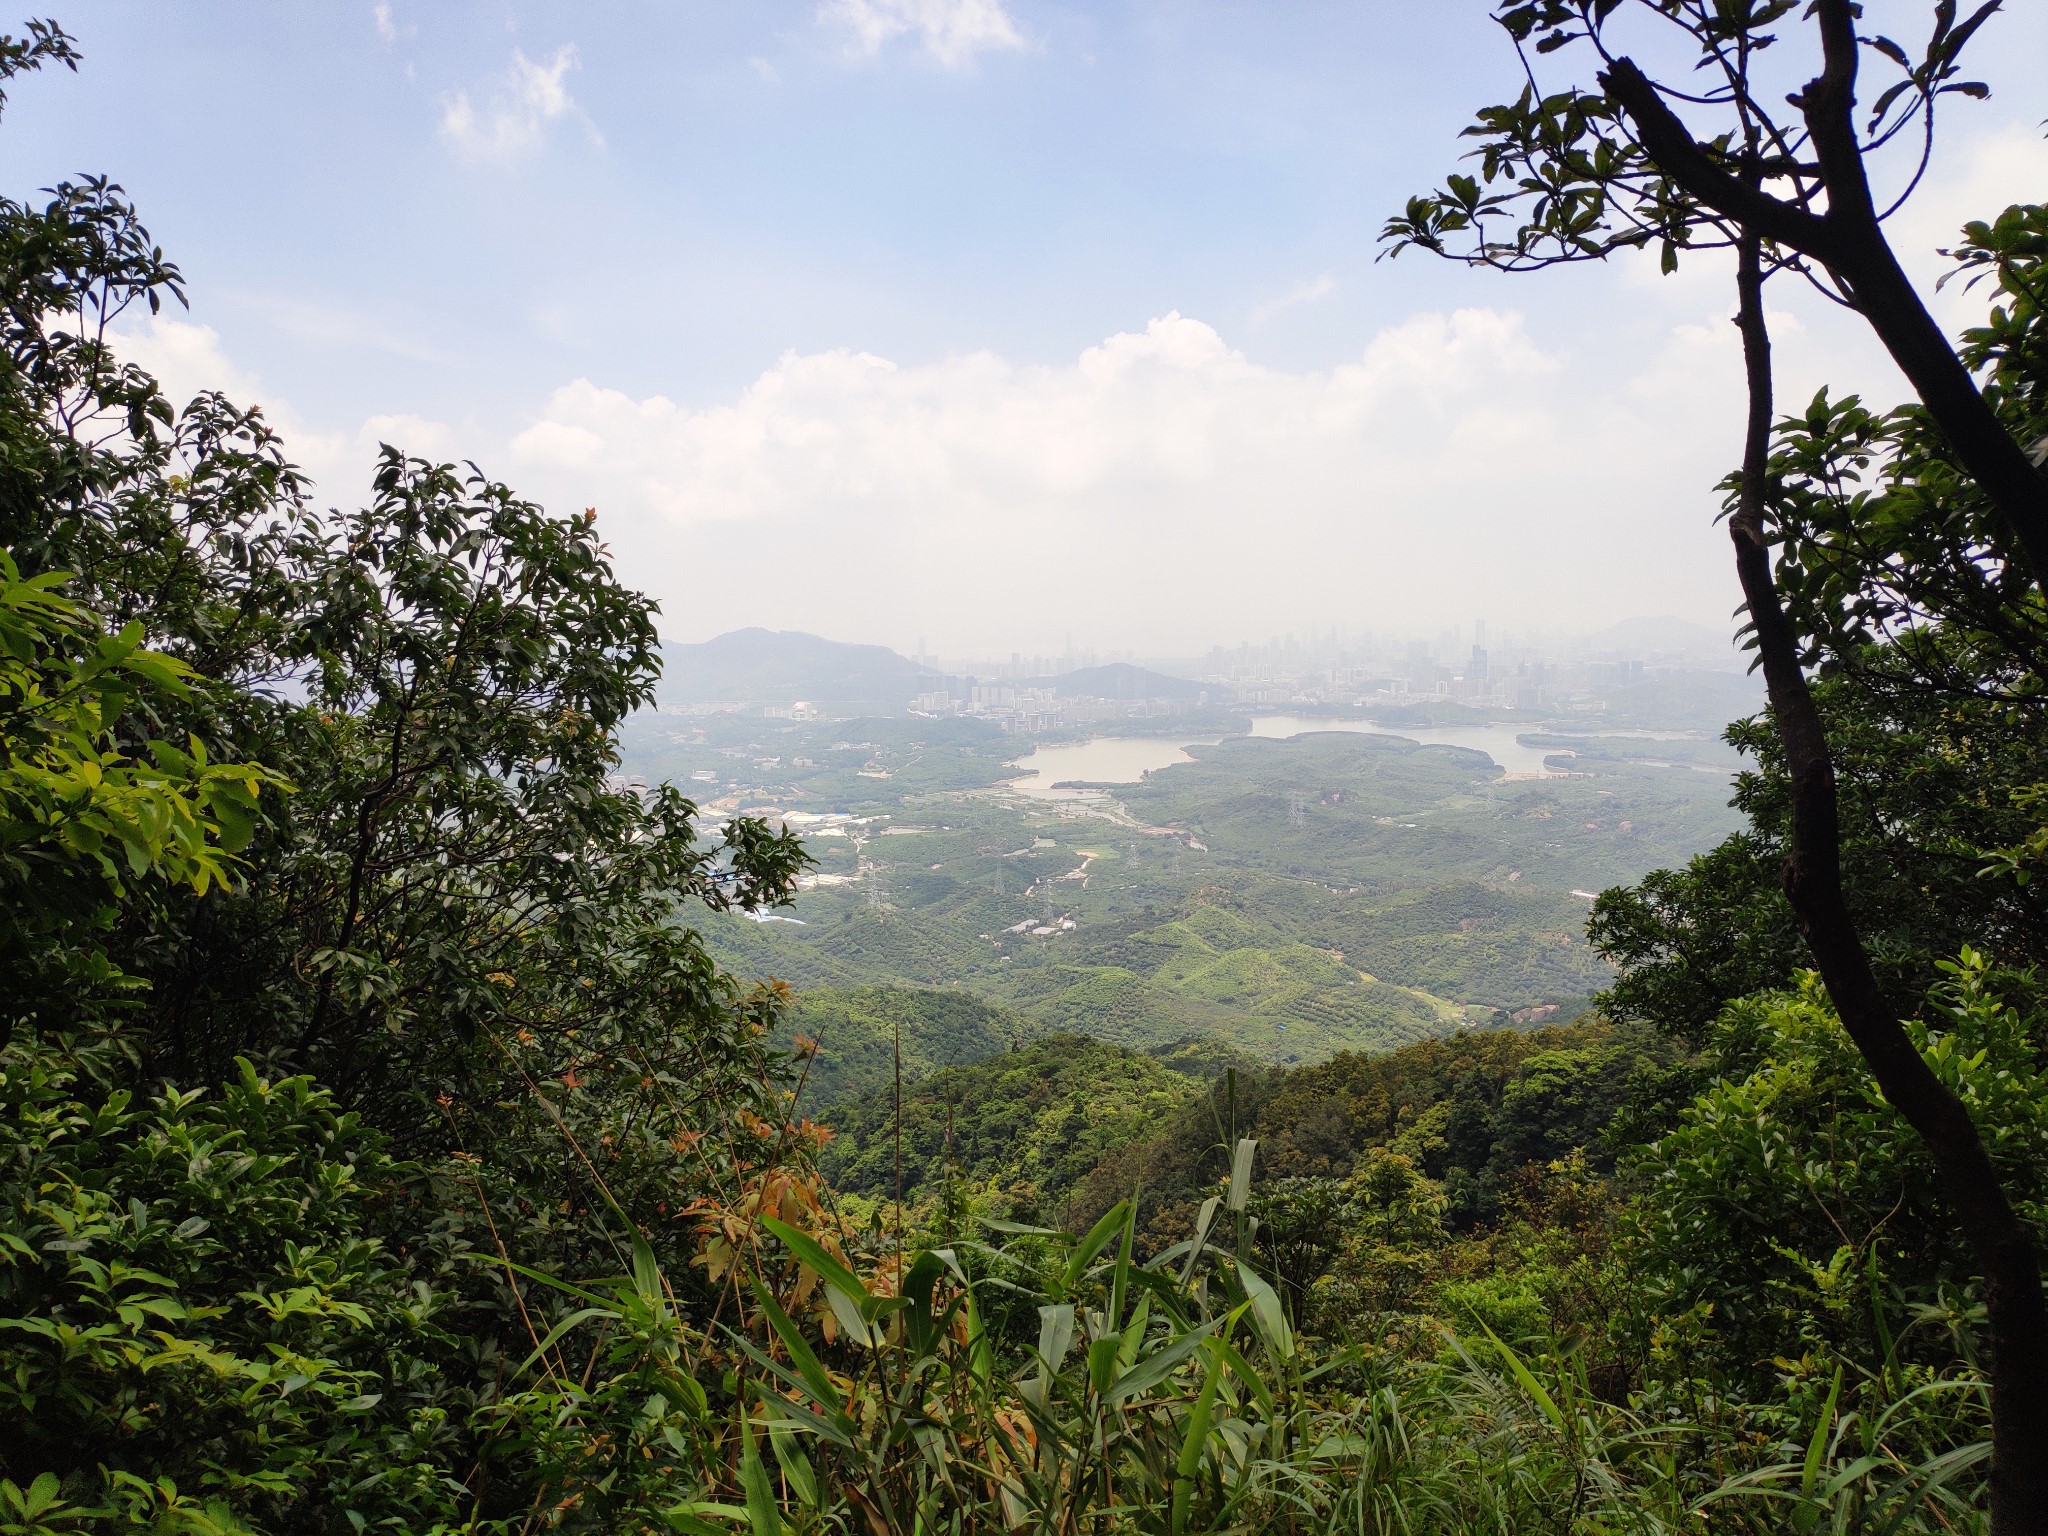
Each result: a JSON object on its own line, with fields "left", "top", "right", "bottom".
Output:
{"left": 1006, "top": 715, "right": 1560, "bottom": 796}
{"left": 1007, "top": 736, "right": 1219, "bottom": 797}
{"left": 1245, "top": 716, "right": 1561, "bottom": 775}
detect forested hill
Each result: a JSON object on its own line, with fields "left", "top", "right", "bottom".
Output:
{"left": 776, "top": 986, "right": 1046, "bottom": 1113}
{"left": 810, "top": 1014, "right": 1674, "bottom": 1245}
{"left": 658, "top": 627, "right": 936, "bottom": 707}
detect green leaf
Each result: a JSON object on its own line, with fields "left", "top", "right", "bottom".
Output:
{"left": 1802, "top": 1367, "right": 1843, "bottom": 1496}
{"left": 739, "top": 1415, "right": 785, "bottom": 1536}
{"left": 1062, "top": 1200, "right": 1131, "bottom": 1293}
{"left": 1034, "top": 1303, "right": 1076, "bottom": 1375}
{"left": 748, "top": 1280, "right": 843, "bottom": 1414}
{"left": 1235, "top": 1260, "right": 1293, "bottom": 1362}
{"left": 758, "top": 1216, "right": 868, "bottom": 1311}
{"left": 1105, "top": 1315, "right": 1227, "bottom": 1405}
{"left": 1227, "top": 1138, "right": 1257, "bottom": 1212}
{"left": 765, "top": 1410, "right": 820, "bottom": 1510}
{"left": 1476, "top": 1320, "right": 1564, "bottom": 1431}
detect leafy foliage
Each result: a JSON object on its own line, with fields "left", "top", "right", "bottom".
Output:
{"left": 0, "top": 10, "right": 2038, "bottom": 1533}
{"left": 816, "top": 1033, "right": 1209, "bottom": 1220}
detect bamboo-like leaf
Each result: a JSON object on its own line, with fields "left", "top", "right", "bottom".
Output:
{"left": 1087, "top": 1333, "right": 1123, "bottom": 1395}
{"left": 1801, "top": 1367, "right": 1842, "bottom": 1496}
{"left": 759, "top": 1216, "right": 868, "bottom": 1309}
{"left": 749, "top": 1281, "right": 843, "bottom": 1414}
{"left": 1106, "top": 1316, "right": 1226, "bottom": 1405}
{"left": 1226, "top": 1139, "right": 1257, "bottom": 1212}
{"left": 1212, "top": 1328, "right": 1272, "bottom": 1415}
{"left": 749, "top": 1382, "right": 856, "bottom": 1450}
{"left": 631, "top": 1228, "right": 664, "bottom": 1308}
{"left": 1034, "top": 1303, "right": 1076, "bottom": 1374}
{"left": 739, "top": 1414, "right": 784, "bottom": 1536}
{"left": 765, "top": 1410, "right": 820, "bottom": 1510}
{"left": 1108, "top": 1197, "right": 1136, "bottom": 1329}
{"left": 1062, "top": 1201, "right": 1131, "bottom": 1293}
{"left": 660, "top": 1502, "right": 752, "bottom": 1536}
{"left": 512, "top": 1304, "right": 617, "bottom": 1380}
{"left": 1234, "top": 1261, "right": 1293, "bottom": 1362}
{"left": 1476, "top": 1320, "right": 1563, "bottom": 1431}
{"left": 980, "top": 1217, "right": 1068, "bottom": 1238}
{"left": 456, "top": 1251, "right": 611, "bottom": 1309}
{"left": 1180, "top": 1195, "right": 1220, "bottom": 1282}
{"left": 963, "top": 1288, "right": 992, "bottom": 1385}
{"left": 1170, "top": 1343, "right": 1224, "bottom": 1536}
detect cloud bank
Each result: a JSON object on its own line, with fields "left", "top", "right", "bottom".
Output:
{"left": 497, "top": 307, "right": 1762, "bottom": 651}
{"left": 115, "top": 300, "right": 1788, "bottom": 652}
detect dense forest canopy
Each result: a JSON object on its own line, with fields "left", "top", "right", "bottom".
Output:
{"left": 4, "top": 5, "right": 2048, "bottom": 1534}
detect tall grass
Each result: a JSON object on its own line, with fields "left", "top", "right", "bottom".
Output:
{"left": 469, "top": 1127, "right": 1991, "bottom": 1536}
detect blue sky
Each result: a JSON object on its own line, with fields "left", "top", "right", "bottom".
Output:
{"left": 5, "top": 2, "right": 2045, "bottom": 653}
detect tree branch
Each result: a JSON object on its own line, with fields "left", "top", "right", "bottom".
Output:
{"left": 1597, "top": 58, "right": 1840, "bottom": 260}
{"left": 1605, "top": 18, "right": 2048, "bottom": 593}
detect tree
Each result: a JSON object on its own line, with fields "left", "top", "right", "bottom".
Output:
{"left": 0, "top": 548, "right": 279, "bottom": 1021}
{"left": 0, "top": 20, "right": 823, "bottom": 1528}
{"left": 0, "top": 18, "right": 810, "bottom": 1126}
{"left": 1389, "top": 4, "right": 2048, "bottom": 1526}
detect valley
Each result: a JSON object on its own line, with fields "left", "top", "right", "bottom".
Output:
{"left": 614, "top": 698, "right": 1749, "bottom": 1109}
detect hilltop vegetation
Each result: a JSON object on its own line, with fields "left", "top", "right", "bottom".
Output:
{"left": 816, "top": 1034, "right": 1212, "bottom": 1220}
{"left": 7, "top": 9, "right": 2048, "bottom": 1535}
{"left": 775, "top": 986, "right": 1044, "bottom": 1113}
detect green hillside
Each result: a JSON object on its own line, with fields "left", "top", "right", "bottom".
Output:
{"left": 672, "top": 719, "right": 1740, "bottom": 1066}
{"left": 815, "top": 1034, "right": 1212, "bottom": 1221}
{"left": 776, "top": 986, "right": 1045, "bottom": 1114}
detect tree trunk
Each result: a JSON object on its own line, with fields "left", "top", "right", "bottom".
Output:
{"left": 1727, "top": 229, "right": 2048, "bottom": 1534}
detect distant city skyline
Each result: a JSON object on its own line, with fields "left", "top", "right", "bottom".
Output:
{"left": 9, "top": 2, "right": 2046, "bottom": 650}
{"left": 691, "top": 609, "right": 1747, "bottom": 678}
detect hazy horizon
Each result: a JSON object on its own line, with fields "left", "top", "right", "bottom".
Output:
{"left": 663, "top": 609, "right": 1750, "bottom": 669}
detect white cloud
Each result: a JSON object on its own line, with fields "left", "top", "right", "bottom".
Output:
{"left": 371, "top": 4, "right": 404, "bottom": 44}
{"left": 1250, "top": 274, "right": 1336, "bottom": 326}
{"left": 439, "top": 45, "right": 599, "bottom": 162}
{"left": 501, "top": 308, "right": 1753, "bottom": 651}
{"left": 819, "top": 0, "right": 1027, "bottom": 68}
{"left": 113, "top": 316, "right": 270, "bottom": 410}
{"left": 103, "top": 306, "right": 1769, "bottom": 654}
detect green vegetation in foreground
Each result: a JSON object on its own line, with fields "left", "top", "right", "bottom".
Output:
{"left": 7, "top": 11, "right": 2048, "bottom": 1535}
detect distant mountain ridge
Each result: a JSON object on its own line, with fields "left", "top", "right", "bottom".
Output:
{"left": 660, "top": 628, "right": 936, "bottom": 707}
{"left": 661, "top": 632, "right": 1224, "bottom": 711}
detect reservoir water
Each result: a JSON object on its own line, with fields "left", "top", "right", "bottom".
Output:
{"left": 1006, "top": 716, "right": 1560, "bottom": 796}
{"left": 1006, "top": 736, "right": 1218, "bottom": 797}
{"left": 1245, "top": 716, "right": 1560, "bottom": 775}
